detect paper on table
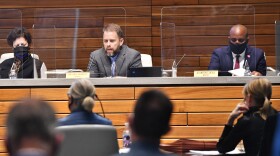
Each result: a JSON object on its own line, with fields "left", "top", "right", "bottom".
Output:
{"left": 119, "top": 148, "right": 130, "bottom": 153}
{"left": 228, "top": 68, "right": 245, "bottom": 76}
{"left": 188, "top": 148, "right": 244, "bottom": 155}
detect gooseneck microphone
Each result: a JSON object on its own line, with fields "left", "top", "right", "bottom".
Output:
{"left": 94, "top": 94, "right": 106, "bottom": 118}
{"left": 176, "top": 53, "right": 186, "bottom": 67}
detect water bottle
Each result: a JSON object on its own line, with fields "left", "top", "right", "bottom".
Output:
{"left": 122, "top": 122, "right": 131, "bottom": 148}
{"left": 172, "top": 60, "right": 177, "bottom": 77}
{"left": 9, "top": 69, "right": 17, "bottom": 79}
{"left": 244, "top": 60, "right": 251, "bottom": 76}
{"left": 172, "top": 67, "right": 177, "bottom": 77}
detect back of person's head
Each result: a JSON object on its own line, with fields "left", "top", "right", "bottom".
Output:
{"left": 103, "top": 23, "right": 124, "bottom": 38}
{"left": 243, "top": 78, "right": 276, "bottom": 119}
{"left": 6, "top": 98, "right": 57, "bottom": 156}
{"left": 131, "top": 90, "right": 173, "bottom": 140}
{"left": 68, "top": 79, "right": 96, "bottom": 112}
{"left": 7, "top": 27, "right": 32, "bottom": 47}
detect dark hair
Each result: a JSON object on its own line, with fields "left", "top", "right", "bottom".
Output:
{"left": 132, "top": 90, "right": 173, "bottom": 139}
{"left": 103, "top": 23, "right": 124, "bottom": 38}
{"left": 6, "top": 98, "right": 56, "bottom": 152}
{"left": 7, "top": 27, "right": 32, "bottom": 47}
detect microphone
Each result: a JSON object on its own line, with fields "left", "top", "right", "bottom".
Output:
{"left": 171, "top": 54, "right": 186, "bottom": 77}
{"left": 176, "top": 53, "right": 186, "bottom": 67}
{"left": 94, "top": 94, "right": 106, "bottom": 118}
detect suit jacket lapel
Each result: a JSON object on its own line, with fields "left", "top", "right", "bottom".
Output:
{"left": 115, "top": 46, "right": 126, "bottom": 76}
{"left": 100, "top": 49, "right": 111, "bottom": 76}
{"left": 226, "top": 46, "right": 233, "bottom": 70}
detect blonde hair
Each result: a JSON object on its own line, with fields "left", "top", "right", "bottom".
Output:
{"left": 68, "top": 79, "right": 96, "bottom": 112}
{"left": 243, "top": 78, "right": 275, "bottom": 120}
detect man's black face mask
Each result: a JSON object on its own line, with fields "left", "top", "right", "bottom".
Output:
{"left": 229, "top": 40, "right": 248, "bottom": 55}
{"left": 13, "top": 46, "right": 30, "bottom": 61}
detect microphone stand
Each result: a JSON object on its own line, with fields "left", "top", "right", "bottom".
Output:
{"left": 172, "top": 54, "right": 186, "bottom": 77}
{"left": 95, "top": 94, "right": 106, "bottom": 118}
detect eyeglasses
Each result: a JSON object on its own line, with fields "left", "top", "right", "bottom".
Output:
{"left": 229, "top": 38, "right": 246, "bottom": 43}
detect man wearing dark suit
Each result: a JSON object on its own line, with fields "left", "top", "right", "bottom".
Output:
{"left": 208, "top": 24, "right": 266, "bottom": 76}
{"left": 87, "top": 23, "right": 142, "bottom": 77}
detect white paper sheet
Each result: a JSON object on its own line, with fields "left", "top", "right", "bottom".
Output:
{"left": 188, "top": 148, "right": 244, "bottom": 155}
{"left": 228, "top": 68, "right": 245, "bottom": 76}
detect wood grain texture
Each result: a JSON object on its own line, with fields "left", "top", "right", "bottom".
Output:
{"left": 0, "top": 0, "right": 151, "bottom": 8}
{"left": 152, "top": 0, "right": 198, "bottom": 5}
{"left": 198, "top": 0, "right": 280, "bottom": 4}
{"left": 31, "top": 87, "right": 135, "bottom": 100}
{"left": 0, "top": 89, "right": 30, "bottom": 100}
{"left": 136, "top": 86, "right": 280, "bottom": 99}
{"left": 0, "top": 141, "right": 6, "bottom": 153}
{"left": 135, "top": 86, "right": 244, "bottom": 99}
{"left": 188, "top": 113, "right": 230, "bottom": 126}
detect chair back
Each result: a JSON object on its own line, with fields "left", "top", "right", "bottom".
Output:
{"left": 0, "top": 53, "right": 39, "bottom": 64}
{"left": 56, "top": 125, "right": 119, "bottom": 156}
{"left": 141, "top": 54, "right": 152, "bottom": 67}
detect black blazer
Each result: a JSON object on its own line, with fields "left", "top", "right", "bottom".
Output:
{"left": 259, "top": 113, "right": 279, "bottom": 156}
{"left": 217, "top": 107, "right": 277, "bottom": 156}
{"left": 0, "top": 56, "right": 43, "bottom": 79}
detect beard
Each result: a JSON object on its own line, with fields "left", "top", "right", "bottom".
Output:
{"left": 105, "top": 45, "right": 122, "bottom": 57}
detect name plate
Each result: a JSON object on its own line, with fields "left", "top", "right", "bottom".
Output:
{"left": 66, "top": 72, "right": 90, "bottom": 78}
{"left": 194, "top": 70, "right": 218, "bottom": 77}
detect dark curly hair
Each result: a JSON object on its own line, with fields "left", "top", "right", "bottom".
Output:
{"left": 7, "top": 27, "right": 32, "bottom": 47}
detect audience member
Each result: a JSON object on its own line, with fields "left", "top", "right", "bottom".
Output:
{"left": 0, "top": 27, "right": 46, "bottom": 79}
{"left": 259, "top": 113, "right": 279, "bottom": 156}
{"left": 114, "top": 89, "right": 177, "bottom": 156}
{"left": 5, "top": 98, "right": 60, "bottom": 156}
{"left": 208, "top": 24, "right": 266, "bottom": 76}
{"left": 271, "top": 114, "right": 280, "bottom": 156}
{"left": 57, "top": 79, "right": 112, "bottom": 126}
{"left": 216, "top": 78, "right": 277, "bottom": 155}
{"left": 87, "top": 23, "right": 142, "bottom": 77}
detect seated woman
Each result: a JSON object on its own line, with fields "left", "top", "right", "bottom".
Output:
{"left": 0, "top": 27, "right": 46, "bottom": 79}
{"left": 216, "top": 78, "right": 277, "bottom": 155}
{"left": 57, "top": 79, "right": 112, "bottom": 126}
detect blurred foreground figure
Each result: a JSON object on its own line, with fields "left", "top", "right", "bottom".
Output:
{"left": 5, "top": 98, "right": 60, "bottom": 156}
{"left": 114, "top": 90, "right": 177, "bottom": 156}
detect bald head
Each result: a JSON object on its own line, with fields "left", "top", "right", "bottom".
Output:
{"left": 229, "top": 24, "right": 248, "bottom": 38}
{"left": 228, "top": 24, "right": 249, "bottom": 54}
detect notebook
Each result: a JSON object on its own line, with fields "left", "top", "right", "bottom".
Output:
{"left": 127, "top": 67, "right": 162, "bottom": 77}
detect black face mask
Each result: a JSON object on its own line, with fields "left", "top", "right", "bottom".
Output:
{"left": 13, "top": 46, "right": 30, "bottom": 61}
{"left": 229, "top": 41, "right": 248, "bottom": 55}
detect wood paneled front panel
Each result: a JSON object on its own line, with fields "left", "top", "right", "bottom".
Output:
{"left": 0, "top": 83, "right": 279, "bottom": 154}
